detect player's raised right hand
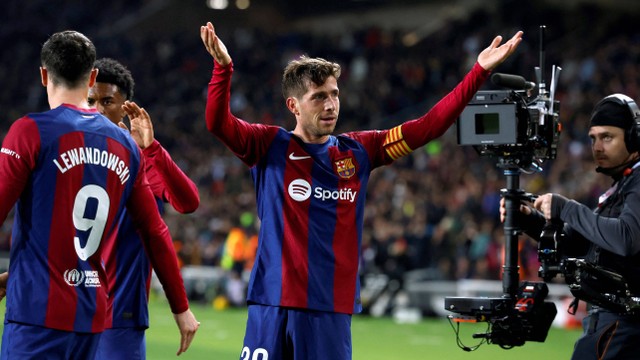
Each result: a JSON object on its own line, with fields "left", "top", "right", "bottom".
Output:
{"left": 200, "top": 22, "right": 232, "bottom": 66}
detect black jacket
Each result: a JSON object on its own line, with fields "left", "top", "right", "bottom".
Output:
{"left": 523, "top": 161, "right": 640, "bottom": 295}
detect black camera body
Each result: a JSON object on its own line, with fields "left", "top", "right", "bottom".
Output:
{"left": 445, "top": 26, "right": 563, "bottom": 351}
{"left": 457, "top": 88, "right": 561, "bottom": 170}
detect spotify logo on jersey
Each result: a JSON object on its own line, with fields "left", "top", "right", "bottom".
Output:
{"left": 288, "top": 179, "right": 312, "bottom": 202}
{"left": 288, "top": 179, "right": 358, "bottom": 203}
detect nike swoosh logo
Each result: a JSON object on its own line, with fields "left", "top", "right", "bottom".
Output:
{"left": 289, "top": 152, "right": 311, "bottom": 160}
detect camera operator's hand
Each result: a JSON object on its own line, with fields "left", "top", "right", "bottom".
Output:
{"left": 534, "top": 193, "right": 554, "bottom": 221}
{"left": 499, "top": 197, "right": 533, "bottom": 223}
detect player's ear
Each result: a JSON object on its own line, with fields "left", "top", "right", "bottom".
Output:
{"left": 88, "top": 68, "right": 98, "bottom": 88}
{"left": 286, "top": 97, "right": 299, "bottom": 116}
{"left": 40, "top": 67, "right": 48, "bottom": 87}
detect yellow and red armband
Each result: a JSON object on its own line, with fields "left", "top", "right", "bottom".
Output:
{"left": 383, "top": 125, "right": 412, "bottom": 160}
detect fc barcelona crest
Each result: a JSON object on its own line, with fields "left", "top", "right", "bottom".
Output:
{"left": 334, "top": 157, "right": 356, "bottom": 179}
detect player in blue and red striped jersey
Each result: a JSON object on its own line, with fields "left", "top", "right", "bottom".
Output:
{"left": 200, "top": 22, "right": 522, "bottom": 359}
{"left": 0, "top": 30, "right": 199, "bottom": 359}
{"left": 88, "top": 57, "right": 201, "bottom": 360}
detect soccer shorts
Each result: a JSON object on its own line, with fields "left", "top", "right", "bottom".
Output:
{"left": 0, "top": 321, "right": 100, "bottom": 359}
{"left": 241, "top": 304, "right": 352, "bottom": 360}
{"left": 94, "top": 327, "right": 146, "bottom": 360}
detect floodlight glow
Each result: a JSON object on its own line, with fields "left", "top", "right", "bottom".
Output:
{"left": 236, "top": 0, "right": 250, "bottom": 10}
{"left": 207, "top": 0, "right": 228, "bottom": 9}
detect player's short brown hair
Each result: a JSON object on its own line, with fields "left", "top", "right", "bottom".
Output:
{"left": 282, "top": 56, "right": 341, "bottom": 99}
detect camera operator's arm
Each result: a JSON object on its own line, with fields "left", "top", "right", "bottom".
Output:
{"left": 535, "top": 184, "right": 640, "bottom": 256}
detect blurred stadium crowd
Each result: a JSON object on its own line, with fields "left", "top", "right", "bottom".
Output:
{"left": 2, "top": 1, "right": 640, "bottom": 303}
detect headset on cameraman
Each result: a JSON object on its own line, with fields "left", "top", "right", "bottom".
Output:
{"left": 594, "top": 94, "right": 640, "bottom": 154}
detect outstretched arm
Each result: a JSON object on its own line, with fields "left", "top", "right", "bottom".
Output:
{"left": 370, "top": 31, "right": 523, "bottom": 164}
{"left": 200, "top": 21, "right": 279, "bottom": 166}
{"left": 123, "top": 100, "right": 200, "bottom": 213}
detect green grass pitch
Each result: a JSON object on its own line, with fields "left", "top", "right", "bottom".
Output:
{"left": 0, "top": 299, "right": 581, "bottom": 359}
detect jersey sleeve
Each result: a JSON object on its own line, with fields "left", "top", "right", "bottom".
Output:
{"left": 142, "top": 140, "right": 199, "bottom": 214}
{"left": 380, "top": 62, "right": 490, "bottom": 161}
{"left": 0, "top": 117, "right": 40, "bottom": 222}
{"left": 205, "top": 60, "right": 279, "bottom": 167}
{"left": 126, "top": 155, "right": 189, "bottom": 314}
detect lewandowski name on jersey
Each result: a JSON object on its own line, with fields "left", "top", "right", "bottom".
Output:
{"left": 53, "top": 146, "right": 131, "bottom": 184}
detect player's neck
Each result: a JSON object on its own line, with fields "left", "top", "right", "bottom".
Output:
{"left": 292, "top": 128, "right": 330, "bottom": 144}
{"left": 47, "top": 85, "right": 91, "bottom": 110}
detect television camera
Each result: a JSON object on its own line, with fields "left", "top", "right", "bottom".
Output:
{"left": 445, "top": 26, "right": 562, "bottom": 350}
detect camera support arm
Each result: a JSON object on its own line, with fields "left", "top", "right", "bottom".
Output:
{"left": 501, "top": 167, "right": 525, "bottom": 298}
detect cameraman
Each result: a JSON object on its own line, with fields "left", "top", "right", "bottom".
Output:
{"left": 500, "top": 93, "right": 640, "bottom": 360}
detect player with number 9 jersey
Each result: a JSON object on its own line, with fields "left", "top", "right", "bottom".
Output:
{"left": 0, "top": 103, "right": 189, "bottom": 333}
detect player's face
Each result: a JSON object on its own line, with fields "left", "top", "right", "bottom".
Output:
{"left": 88, "top": 82, "right": 126, "bottom": 124}
{"left": 293, "top": 76, "right": 340, "bottom": 143}
{"left": 589, "top": 125, "right": 633, "bottom": 168}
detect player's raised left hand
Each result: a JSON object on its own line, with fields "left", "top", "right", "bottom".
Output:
{"left": 477, "top": 31, "right": 523, "bottom": 71}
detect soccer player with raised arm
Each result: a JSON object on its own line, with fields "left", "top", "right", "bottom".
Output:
{"left": 88, "top": 57, "right": 200, "bottom": 360}
{"left": 200, "top": 21, "right": 522, "bottom": 359}
{"left": 0, "top": 30, "right": 199, "bottom": 359}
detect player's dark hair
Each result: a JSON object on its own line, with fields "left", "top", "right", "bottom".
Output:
{"left": 41, "top": 30, "right": 96, "bottom": 88}
{"left": 282, "top": 56, "right": 341, "bottom": 99}
{"left": 94, "top": 58, "right": 135, "bottom": 100}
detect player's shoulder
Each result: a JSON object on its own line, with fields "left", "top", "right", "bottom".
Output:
{"left": 28, "top": 105, "right": 138, "bottom": 150}
{"left": 27, "top": 104, "right": 102, "bottom": 132}
{"left": 337, "top": 130, "right": 383, "bottom": 145}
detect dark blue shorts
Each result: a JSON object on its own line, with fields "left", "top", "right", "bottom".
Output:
{"left": 241, "top": 304, "right": 352, "bottom": 360}
{"left": 0, "top": 321, "right": 100, "bottom": 359}
{"left": 94, "top": 327, "right": 146, "bottom": 360}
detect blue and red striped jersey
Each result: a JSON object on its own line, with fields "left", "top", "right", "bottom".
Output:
{"left": 0, "top": 105, "right": 141, "bottom": 332}
{"left": 0, "top": 105, "right": 189, "bottom": 333}
{"left": 205, "top": 60, "right": 489, "bottom": 314}
{"left": 248, "top": 129, "right": 389, "bottom": 313}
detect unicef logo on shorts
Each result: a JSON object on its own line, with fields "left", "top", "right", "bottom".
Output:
{"left": 64, "top": 269, "right": 86, "bottom": 286}
{"left": 288, "top": 179, "right": 312, "bottom": 202}
{"left": 63, "top": 269, "right": 101, "bottom": 287}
